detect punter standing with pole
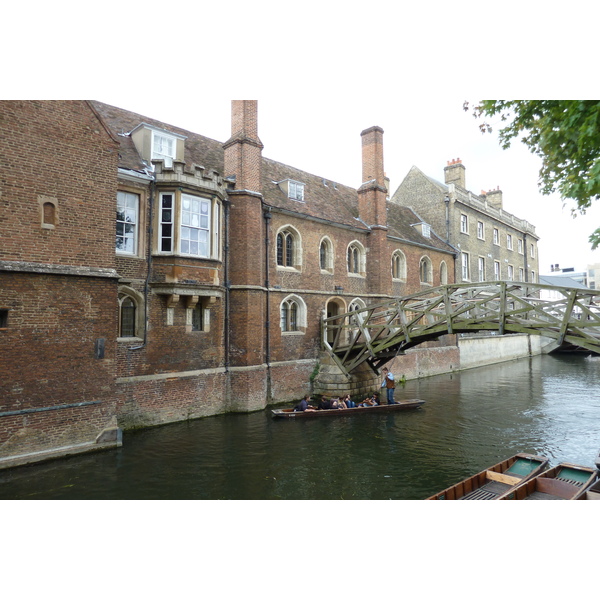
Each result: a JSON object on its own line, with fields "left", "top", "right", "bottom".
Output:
{"left": 381, "top": 367, "right": 396, "bottom": 404}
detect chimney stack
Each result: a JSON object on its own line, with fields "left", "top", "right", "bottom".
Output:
{"left": 486, "top": 186, "right": 503, "bottom": 209}
{"left": 444, "top": 158, "right": 466, "bottom": 189}
{"left": 361, "top": 126, "right": 385, "bottom": 187}
{"left": 223, "top": 100, "right": 263, "bottom": 193}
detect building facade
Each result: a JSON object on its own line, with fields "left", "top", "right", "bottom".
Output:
{"left": 1, "top": 100, "right": 457, "bottom": 467}
{"left": 391, "top": 160, "right": 540, "bottom": 285}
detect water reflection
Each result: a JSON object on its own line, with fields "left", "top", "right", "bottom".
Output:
{"left": 1, "top": 354, "right": 598, "bottom": 500}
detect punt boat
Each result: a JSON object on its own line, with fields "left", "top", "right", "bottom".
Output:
{"left": 575, "top": 477, "right": 600, "bottom": 500}
{"left": 271, "top": 399, "right": 425, "bottom": 418}
{"left": 426, "top": 453, "right": 550, "bottom": 500}
{"left": 499, "top": 462, "right": 598, "bottom": 500}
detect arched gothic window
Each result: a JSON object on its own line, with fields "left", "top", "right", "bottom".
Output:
{"left": 420, "top": 256, "right": 433, "bottom": 284}
{"left": 440, "top": 261, "right": 448, "bottom": 285}
{"left": 392, "top": 250, "right": 407, "bottom": 281}
{"left": 319, "top": 237, "right": 333, "bottom": 272}
{"left": 119, "top": 295, "right": 137, "bottom": 337}
{"left": 347, "top": 241, "right": 365, "bottom": 275}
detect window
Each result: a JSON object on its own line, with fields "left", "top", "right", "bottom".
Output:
{"left": 507, "top": 234, "right": 513, "bottom": 250}
{"left": 494, "top": 260, "right": 501, "bottom": 280}
{"left": 518, "top": 239, "right": 524, "bottom": 254}
{"left": 119, "top": 296, "right": 137, "bottom": 337}
{"left": 477, "top": 221, "right": 484, "bottom": 240}
{"left": 460, "top": 214, "right": 468, "bottom": 234}
{"left": 519, "top": 267, "right": 524, "bottom": 282}
{"left": 530, "top": 244, "right": 536, "bottom": 258}
{"left": 493, "top": 228, "right": 499, "bottom": 245}
{"left": 43, "top": 202, "right": 56, "bottom": 226}
{"left": 280, "top": 295, "right": 307, "bottom": 333}
{"left": 461, "top": 252, "right": 470, "bottom": 280}
{"left": 152, "top": 132, "right": 176, "bottom": 167}
{"left": 347, "top": 242, "right": 365, "bottom": 275}
{"left": 478, "top": 257, "right": 485, "bottom": 282}
{"left": 288, "top": 181, "right": 305, "bottom": 201}
{"left": 191, "top": 303, "right": 204, "bottom": 331}
{"left": 440, "top": 261, "right": 448, "bottom": 284}
{"left": 420, "top": 256, "right": 432, "bottom": 284}
{"left": 531, "top": 271, "right": 536, "bottom": 283}
{"left": 181, "top": 194, "right": 211, "bottom": 257}
{"left": 275, "top": 227, "right": 302, "bottom": 269}
{"left": 0, "top": 309, "right": 8, "bottom": 328}
{"left": 158, "top": 192, "right": 220, "bottom": 258}
{"left": 507, "top": 264, "right": 514, "bottom": 280}
{"left": 319, "top": 237, "right": 333, "bottom": 272}
{"left": 392, "top": 250, "right": 407, "bottom": 281}
{"left": 116, "top": 191, "right": 139, "bottom": 254}
{"left": 422, "top": 223, "right": 431, "bottom": 238}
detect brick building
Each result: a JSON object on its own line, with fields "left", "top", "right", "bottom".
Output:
{"left": 1, "top": 100, "right": 456, "bottom": 467}
{"left": 392, "top": 160, "right": 540, "bottom": 284}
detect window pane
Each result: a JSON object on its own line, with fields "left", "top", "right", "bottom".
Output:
{"left": 121, "top": 298, "right": 136, "bottom": 337}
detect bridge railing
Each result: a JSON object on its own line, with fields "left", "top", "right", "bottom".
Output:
{"left": 322, "top": 282, "right": 600, "bottom": 375}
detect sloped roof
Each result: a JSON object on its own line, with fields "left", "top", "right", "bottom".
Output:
{"left": 539, "top": 275, "right": 588, "bottom": 289}
{"left": 91, "top": 101, "right": 453, "bottom": 251}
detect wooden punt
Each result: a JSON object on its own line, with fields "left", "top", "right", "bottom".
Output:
{"left": 427, "top": 453, "right": 550, "bottom": 500}
{"left": 575, "top": 477, "right": 600, "bottom": 500}
{"left": 271, "top": 399, "right": 425, "bottom": 418}
{"left": 499, "top": 462, "right": 598, "bottom": 500}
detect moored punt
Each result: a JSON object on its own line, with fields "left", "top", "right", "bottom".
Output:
{"left": 271, "top": 399, "right": 425, "bottom": 418}
{"left": 499, "top": 462, "right": 598, "bottom": 500}
{"left": 575, "top": 477, "right": 600, "bottom": 500}
{"left": 426, "top": 453, "right": 550, "bottom": 500}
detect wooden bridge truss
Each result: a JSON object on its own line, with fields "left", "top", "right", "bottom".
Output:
{"left": 322, "top": 282, "right": 600, "bottom": 376}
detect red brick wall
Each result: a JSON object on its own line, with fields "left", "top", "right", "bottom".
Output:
{"left": 0, "top": 101, "right": 119, "bottom": 268}
{"left": 0, "top": 101, "right": 119, "bottom": 463}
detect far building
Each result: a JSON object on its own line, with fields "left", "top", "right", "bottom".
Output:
{"left": 391, "top": 159, "right": 540, "bottom": 285}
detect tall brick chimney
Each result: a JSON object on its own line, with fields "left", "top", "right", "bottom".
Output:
{"left": 361, "top": 126, "right": 385, "bottom": 187}
{"left": 444, "top": 158, "right": 466, "bottom": 189}
{"left": 223, "top": 100, "right": 263, "bottom": 192}
{"left": 486, "top": 186, "right": 503, "bottom": 209}
{"left": 358, "top": 126, "right": 387, "bottom": 227}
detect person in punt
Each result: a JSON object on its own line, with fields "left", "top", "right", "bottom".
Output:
{"left": 343, "top": 394, "right": 356, "bottom": 408}
{"left": 293, "top": 395, "right": 315, "bottom": 412}
{"left": 359, "top": 395, "right": 377, "bottom": 407}
{"left": 318, "top": 395, "right": 332, "bottom": 410}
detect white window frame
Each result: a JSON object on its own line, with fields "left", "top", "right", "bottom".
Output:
{"left": 493, "top": 228, "right": 499, "bottom": 245}
{"left": 460, "top": 214, "right": 468, "bottom": 234}
{"left": 508, "top": 264, "right": 514, "bottom": 280}
{"left": 157, "top": 191, "right": 220, "bottom": 259}
{"left": 152, "top": 131, "right": 176, "bottom": 167}
{"left": 507, "top": 234, "right": 513, "bottom": 250}
{"left": 518, "top": 238, "right": 524, "bottom": 254}
{"left": 477, "top": 221, "right": 484, "bottom": 240}
{"left": 116, "top": 191, "right": 139, "bottom": 255}
{"left": 461, "top": 252, "right": 470, "bottom": 281}
{"left": 347, "top": 241, "right": 366, "bottom": 277}
{"left": 478, "top": 257, "right": 485, "bottom": 282}
{"left": 288, "top": 180, "right": 305, "bottom": 201}
{"left": 420, "top": 256, "right": 433, "bottom": 285}
{"left": 494, "top": 260, "right": 501, "bottom": 280}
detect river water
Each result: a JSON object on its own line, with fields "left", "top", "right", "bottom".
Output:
{"left": 1, "top": 353, "right": 599, "bottom": 500}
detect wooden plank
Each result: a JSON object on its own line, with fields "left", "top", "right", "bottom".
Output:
{"left": 485, "top": 470, "right": 521, "bottom": 486}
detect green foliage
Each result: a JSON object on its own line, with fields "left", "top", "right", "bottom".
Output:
{"left": 465, "top": 100, "right": 600, "bottom": 248}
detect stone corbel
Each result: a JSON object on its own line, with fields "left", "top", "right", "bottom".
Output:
{"left": 186, "top": 295, "right": 200, "bottom": 309}
{"left": 166, "top": 294, "right": 180, "bottom": 308}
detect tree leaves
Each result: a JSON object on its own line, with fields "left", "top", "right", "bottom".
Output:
{"left": 466, "top": 100, "right": 600, "bottom": 249}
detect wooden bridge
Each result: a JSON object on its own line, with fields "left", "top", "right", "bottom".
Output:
{"left": 322, "top": 282, "right": 600, "bottom": 376}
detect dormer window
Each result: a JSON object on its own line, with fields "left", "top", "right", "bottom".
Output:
{"left": 130, "top": 123, "right": 186, "bottom": 168}
{"left": 152, "top": 131, "right": 176, "bottom": 167}
{"left": 288, "top": 180, "right": 304, "bottom": 201}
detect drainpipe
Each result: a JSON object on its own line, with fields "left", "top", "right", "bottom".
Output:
{"left": 263, "top": 206, "right": 272, "bottom": 393}
{"left": 223, "top": 196, "right": 231, "bottom": 373}
{"left": 129, "top": 177, "right": 155, "bottom": 351}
